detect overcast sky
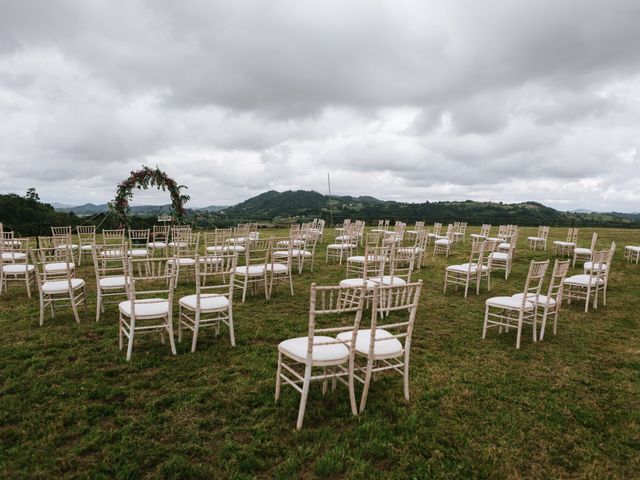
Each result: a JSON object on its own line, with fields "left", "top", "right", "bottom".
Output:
{"left": 1, "top": 0, "right": 639, "bottom": 211}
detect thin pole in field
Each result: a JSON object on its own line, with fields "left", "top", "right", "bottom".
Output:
{"left": 327, "top": 173, "right": 334, "bottom": 227}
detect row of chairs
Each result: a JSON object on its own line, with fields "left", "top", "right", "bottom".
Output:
{"left": 276, "top": 281, "right": 423, "bottom": 430}
{"left": 482, "top": 242, "right": 616, "bottom": 348}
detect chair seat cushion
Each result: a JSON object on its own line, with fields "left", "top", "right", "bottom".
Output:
{"left": 574, "top": 247, "right": 592, "bottom": 255}
{"left": 327, "top": 243, "right": 356, "bottom": 249}
{"left": 148, "top": 241, "right": 167, "bottom": 248}
{"left": 336, "top": 328, "right": 403, "bottom": 358}
{"left": 56, "top": 244, "right": 78, "bottom": 250}
{"left": 583, "top": 261, "right": 608, "bottom": 272}
{"left": 434, "top": 239, "right": 451, "bottom": 245}
{"left": 368, "top": 275, "right": 407, "bottom": 286}
{"left": 397, "top": 247, "right": 424, "bottom": 254}
{"left": 498, "top": 242, "right": 510, "bottom": 249}
{"left": 339, "top": 278, "right": 370, "bottom": 288}
{"left": 274, "top": 249, "right": 312, "bottom": 257}
{"left": 170, "top": 257, "right": 195, "bottom": 266}
{"left": 486, "top": 296, "right": 534, "bottom": 310}
{"left": 101, "top": 250, "right": 124, "bottom": 258}
{"left": 265, "top": 263, "right": 288, "bottom": 273}
{"left": 347, "top": 255, "right": 386, "bottom": 263}
{"left": 198, "top": 256, "right": 222, "bottom": 264}
{"left": 205, "top": 245, "right": 225, "bottom": 252}
{"left": 279, "top": 336, "right": 349, "bottom": 363}
{"left": 554, "top": 241, "right": 576, "bottom": 247}
{"left": 234, "top": 265, "right": 265, "bottom": 276}
{"left": 564, "top": 274, "right": 604, "bottom": 286}
{"left": 1, "top": 252, "right": 27, "bottom": 261}
{"left": 470, "top": 234, "right": 487, "bottom": 239}
{"left": 45, "top": 262, "right": 75, "bottom": 273}
{"left": 168, "top": 242, "right": 188, "bottom": 248}
{"left": 80, "top": 245, "right": 94, "bottom": 251}
{"left": 527, "top": 236, "right": 544, "bottom": 241}
{"left": 224, "top": 245, "right": 245, "bottom": 253}
{"left": 489, "top": 252, "right": 508, "bottom": 261}
{"left": 446, "top": 263, "right": 487, "bottom": 274}
{"left": 119, "top": 298, "right": 169, "bottom": 318}
{"left": 129, "top": 249, "right": 149, "bottom": 257}
{"left": 2, "top": 264, "right": 35, "bottom": 273}
{"left": 512, "top": 292, "right": 556, "bottom": 306}
{"left": 99, "top": 276, "right": 128, "bottom": 289}
{"left": 179, "top": 293, "right": 229, "bottom": 312}
{"left": 42, "top": 278, "right": 85, "bottom": 293}
{"left": 625, "top": 245, "right": 640, "bottom": 252}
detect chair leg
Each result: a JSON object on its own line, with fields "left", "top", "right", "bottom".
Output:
{"left": 190, "top": 312, "right": 200, "bottom": 353}
{"left": 359, "top": 358, "right": 375, "bottom": 413}
{"left": 228, "top": 308, "right": 236, "bottom": 346}
{"left": 515, "top": 312, "right": 524, "bottom": 349}
{"left": 296, "top": 364, "right": 313, "bottom": 430}
{"left": 126, "top": 320, "right": 135, "bottom": 361}
{"left": 482, "top": 306, "right": 489, "bottom": 339}
{"left": 39, "top": 294, "right": 45, "bottom": 326}
{"left": 167, "top": 317, "right": 177, "bottom": 355}
{"left": 275, "top": 352, "right": 282, "bottom": 402}
{"left": 96, "top": 291, "right": 102, "bottom": 322}
{"left": 403, "top": 354, "right": 410, "bottom": 402}
{"left": 348, "top": 357, "right": 358, "bottom": 416}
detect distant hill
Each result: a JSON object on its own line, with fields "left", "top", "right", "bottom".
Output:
{"left": 48, "top": 190, "right": 640, "bottom": 228}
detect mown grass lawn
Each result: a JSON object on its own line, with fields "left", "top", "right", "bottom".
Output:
{"left": 1, "top": 226, "right": 639, "bottom": 479}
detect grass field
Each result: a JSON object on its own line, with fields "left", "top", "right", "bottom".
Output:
{"left": 1, "top": 226, "right": 639, "bottom": 479}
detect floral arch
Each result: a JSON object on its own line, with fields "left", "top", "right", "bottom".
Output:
{"left": 110, "top": 166, "right": 190, "bottom": 226}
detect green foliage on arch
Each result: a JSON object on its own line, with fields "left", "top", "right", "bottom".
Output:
{"left": 109, "top": 166, "right": 190, "bottom": 226}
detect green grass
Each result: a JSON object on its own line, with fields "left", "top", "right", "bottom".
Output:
{"left": 1, "top": 227, "right": 639, "bottom": 479}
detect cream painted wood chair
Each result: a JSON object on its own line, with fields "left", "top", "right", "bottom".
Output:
{"left": 444, "top": 238, "right": 487, "bottom": 297}
{"left": 119, "top": 256, "right": 178, "bottom": 361}
{"left": 128, "top": 229, "right": 151, "bottom": 261}
{"left": 564, "top": 246, "right": 614, "bottom": 312}
{"left": 470, "top": 224, "right": 491, "bottom": 242}
{"left": 92, "top": 244, "right": 128, "bottom": 322}
{"left": 553, "top": 228, "right": 579, "bottom": 257}
{"left": 267, "top": 237, "right": 294, "bottom": 299}
{"left": 178, "top": 253, "right": 237, "bottom": 352}
{"left": 275, "top": 283, "right": 366, "bottom": 430}
{"left": 76, "top": 225, "right": 96, "bottom": 266}
{"left": 433, "top": 225, "right": 454, "bottom": 257}
{"left": 624, "top": 243, "right": 640, "bottom": 264}
{"left": 337, "top": 281, "right": 423, "bottom": 413}
{"left": 234, "top": 237, "right": 271, "bottom": 302}
{"left": 398, "top": 229, "right": 428, "bottom": 269}
{"left": 51, "top": 226, "right": 78, "bottom": 263}
{"left": 426, "top": 222, "right": 442, "bottom": 246}
{"left": 406, "top": 221, "right": 425, "bottom": 239}
{"left": 512, "top": 259, "right": 570, "bottom": 340}
{"left": 488, "top": 235, "right": 516, "bottom": 280}
{"left": 170, "top": 232, "right": 200, "bottom": 286}
{"left": 32, "top": 245, "right": 86, "bottom": 326}
{"left": 0, "top": 237, "right": 35, "bottom": 297}
{"left": 453, "top": 222, "right": 467, "bottom": 244}
{"left": 483, "top": 260, "right": 549, "bottom": 349}
{"left": 573, "top": 232, "right": 597, "bottom": 267}
{"left": 527, "top": 226, "right": 549, "bottom": 251}
{"left": 148, "top": 225, "right": 170, "bottom": 255}
{"left": 340, "top": 245, "right": 389, "bottom": 289}
{"left": 326, "top": 225, "right": 358, "bottom": 264}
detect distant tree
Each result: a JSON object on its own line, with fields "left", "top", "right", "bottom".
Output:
{"left": 25, "top": 188, "right": 40, "bottom": 201}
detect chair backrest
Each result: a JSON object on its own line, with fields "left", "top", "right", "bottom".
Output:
{"left": 369, "top": 280, "right": 423, "bottom": 356}
{"left": 467, "top": 239, "right": 486, "bottom": 273}
{"left": 128, "top": 229, "right": 150, "bottom": 248}
{"left": 432, "top": 223, "right": 442, "bottom": 235}
{"left": 567, "top": 228, "right": 579, "bottom": 243}
{"left": 31, "top": 246, "right": 75, "bottom": 284}
{"left": 205, "top": 228, "right": 233, "bottom": 250}
{"left": 193, "top": 253, "right": 237, "bottom": 306}
{"left": 546, "top": 259, "right": 570, "bottom": 302}
{"left": 365, "top": 231, "right": 381, "bottom": 247}
{"left": 414, "top": 221, "right": 425, "bottom": 231}
{"left": 172, "top": 232, "right": 200, "bottom": 258}
{"left": 480, "top": 224, "right": 491, "bottom": 236}
{"left": 458, "top": 222, "right": 468, "bottom": 234}
{"left": 588, "top": 232, "right": 598, "bottom": 251}
{"left": 124, "top": 257, "right": 177, "bottom": 313}
{"left": 270, "top": 236, "right": 293, "bottom": 272}
{"left": 51, "top": 226, "right": 72, "bottom": 237}
{"left": 351, "top": 245, "right": 388, "bottom": 279}
{"left": 77, "top": 225, "right": 96, "bottom": 246}
{"left": 412, "top": 230, "right": 429, "bottom": 251}
{"left": 0, "top": 237, "right": 29, "bottom": 264}
{"left": 483, "top": 238, "right": 498, "bottom": 254}
{"left": 517, "top": 260, "right": 550, "bottom": 309}
{"left": 243, "top": 238, "right": 272, "bottom": 267}
{"left": 305, "top": 283, "right": 366, "bottom": 362}
{"left": 103, "top": 229, "right": 125, "bottom": 244}
{"left": 387, "top": 247, "right": 415, "bottom": 283}
{"left": 538, "top": 226, "right": 549, "bottom": 239}
{"left": 92, "top": 244, "right": 127, "bottom": 282}
{"left": 152, "top": 225, "right": 170, "bottom": 242}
